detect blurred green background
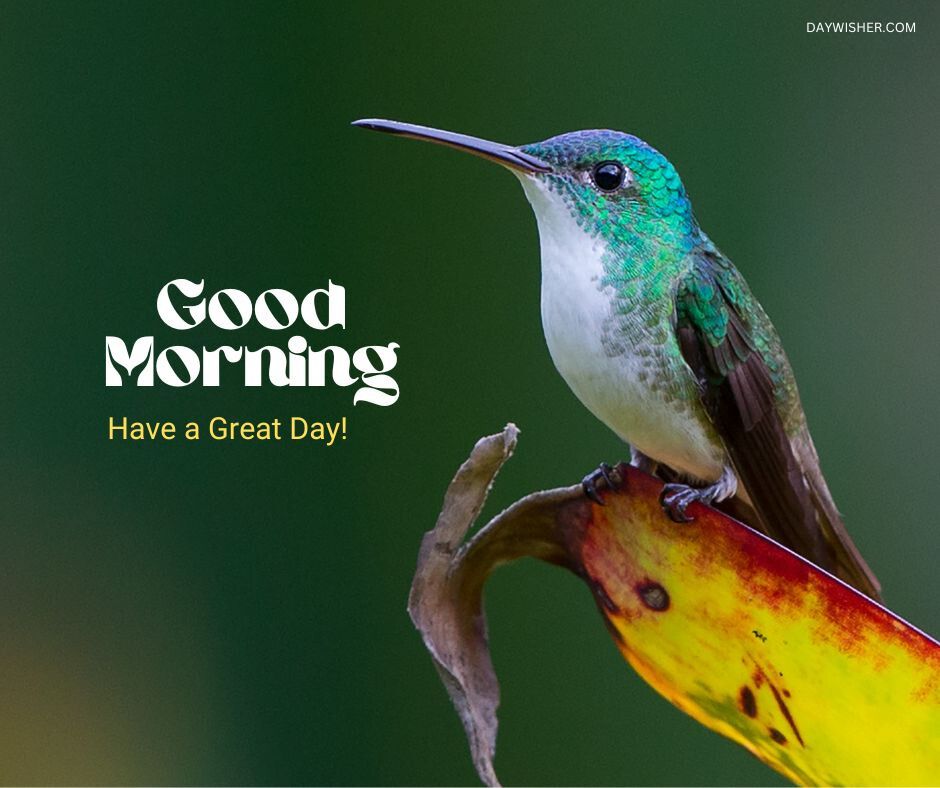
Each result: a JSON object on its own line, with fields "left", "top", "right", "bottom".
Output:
{"left": 1, "top": 0, "right": 937, "bottom": 784}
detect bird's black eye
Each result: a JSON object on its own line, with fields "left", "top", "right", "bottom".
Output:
{"left": 591, "top": 161, "right": 625, "bottom": 192}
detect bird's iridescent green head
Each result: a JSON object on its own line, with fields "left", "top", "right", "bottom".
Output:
{"left": 518, "top": 130, "right": 697, "bottom": 253}
{"left": 352, "top": 120, "right": 700, "bottom": 260}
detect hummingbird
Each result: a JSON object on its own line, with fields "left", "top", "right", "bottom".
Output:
{"left": 353, "top": 119, "right": 881, "bottom": 601}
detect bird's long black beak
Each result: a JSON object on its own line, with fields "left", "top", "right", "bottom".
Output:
{"left": 351, "top": 119, "right": 552, "bottom": 174}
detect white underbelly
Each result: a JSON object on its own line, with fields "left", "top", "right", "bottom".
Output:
{"left": 541, "top": 279, "right": 724, "bottom": 481}
{"left": 519, "top": 176, "right": 724, "bottom": 481}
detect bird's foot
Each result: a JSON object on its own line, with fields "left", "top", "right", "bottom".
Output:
{"left": 659, "top": 467, "right": 738, "bottom": 523}
{"left": 659, "top": 483, "right": 706, "bottom": 523}
{"left": 581, "top": 462, "right": 623, "bottom": 505}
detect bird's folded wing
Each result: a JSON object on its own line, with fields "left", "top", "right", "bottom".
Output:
{"left": 674, "top": 252, "right": 881, "bottom": 600}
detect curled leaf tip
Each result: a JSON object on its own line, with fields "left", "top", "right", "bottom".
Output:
{"left": 408, "top": 423, "right": 530, "bottom": 787}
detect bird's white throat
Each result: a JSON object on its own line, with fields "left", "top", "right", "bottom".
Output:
{"left": 517, "top": 175, "right": 615, "bottom": 397}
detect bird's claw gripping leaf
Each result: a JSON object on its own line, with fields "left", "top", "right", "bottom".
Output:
{"left": 660, "top": 482, "right": 703, "bottom": 523}
{"left": 581, "top": 461, "right": 621, "bottom": 505}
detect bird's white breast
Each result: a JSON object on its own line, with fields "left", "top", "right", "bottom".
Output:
{"left": 517, "top": 175, "right": 724, "bottom": 481}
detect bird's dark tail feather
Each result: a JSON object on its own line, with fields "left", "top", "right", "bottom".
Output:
{"left": 802, "top": 464, "right": 882, "bottom": 601}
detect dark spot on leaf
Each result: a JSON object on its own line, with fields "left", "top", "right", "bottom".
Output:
{"left": 739, "top": 686, "right": 757, "bottom": 718}
{"left": 769, "top": 682, "right": 804, "bottom": 746}
{"left": 636, "top": 581, "right": 669, "bottom": 611}
{"left": 783, "top": 689, "right": 790, "bottom": 698}
{"left": 752, "top": 629, "right": 767, "bottom": 642}
{"left": 769, "top": 728, "right": 787, "bottom": 745}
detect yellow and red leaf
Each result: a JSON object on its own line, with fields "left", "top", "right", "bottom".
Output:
{"left": 409, "top": 425, "right": 940, "bottom": 786}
